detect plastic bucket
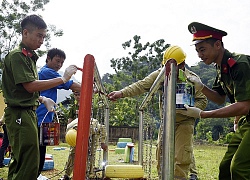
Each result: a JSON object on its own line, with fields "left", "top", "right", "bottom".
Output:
{"left": 176, "top": 83, "right": 195, "bottom": 109}
{"left": 39, "top": 122, "right": 60, "bottom": 146}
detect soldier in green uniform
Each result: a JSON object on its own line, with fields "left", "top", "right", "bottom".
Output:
{"left": 108, "top": 45, "right": 207, "bottom": 180}
{"left": 178, "top": 22, "right": 250, "bottom": 179}
{"left": 2, "top": 14, "right": 78, "bottom": 180}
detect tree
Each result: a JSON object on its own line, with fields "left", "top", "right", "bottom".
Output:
{"left": 0, "top": 0, "right": 63, "bottom": 87}
{"left": 195, "top": 117, "right": 234, "bottom": 142}
{"left": 105, "top": 35, "right": 170, "bottom": 126}
{"left": 110, "top": 35, "right": 170, "bottom": 83}
{"left": 102, "top": 79, "right": 139, "bottom": 126}
{"left": 189, "top": 61, "right": 216, "bottom": 89}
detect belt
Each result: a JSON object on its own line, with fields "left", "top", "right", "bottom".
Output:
{"left": 7, "top": 106, "right": 38, "bottom": 111}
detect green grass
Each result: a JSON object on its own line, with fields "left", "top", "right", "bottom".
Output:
{"left": 0, "top": 143, "right": 226, "bottom": 180}
{"left": 193, "top": 145, "right": 226, "bottom": 180}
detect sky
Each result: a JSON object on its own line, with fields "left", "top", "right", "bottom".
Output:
{"left": 37, "top": 0, "right": 250, "bottom": 82}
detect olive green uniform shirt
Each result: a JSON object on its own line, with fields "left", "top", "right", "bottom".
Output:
{"left": 120, "top": 68, "right": 208, "bottom": 121}
{"left": 213, "top": 49, "right": 250, "bottom": 103}
{"left": 2, "top": 43, "right": 40, "bottom": 107}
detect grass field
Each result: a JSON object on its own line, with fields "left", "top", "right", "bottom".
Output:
{"left": 0, "top": 143, "right": 226, "bottom": 180}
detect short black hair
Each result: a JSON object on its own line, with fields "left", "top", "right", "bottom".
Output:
{"left": 205, "top": 38, "right": 224, "bottom": 47}
{"left": 21, "top": 14, "right": 47, "bottom": 33}
{"left": 46, "top": 48, "right": 66, "bottom": 63}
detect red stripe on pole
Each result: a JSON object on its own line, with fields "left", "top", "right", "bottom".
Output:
{"left": 164, "top": 59, "right": 177, "bottom": 86}
{"left": 73, "top": 54, "right": 95, "bottom": 180}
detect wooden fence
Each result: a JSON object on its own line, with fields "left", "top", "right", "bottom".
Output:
{"left": 60, "top": 126, "right": 139, "bottom": 143}
{"left": 109, "top": 126, "right": 139, "bottom": 142}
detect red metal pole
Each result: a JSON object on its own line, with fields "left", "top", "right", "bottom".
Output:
{"left": 73, "top": 54, "right": 95, "bottom": 180}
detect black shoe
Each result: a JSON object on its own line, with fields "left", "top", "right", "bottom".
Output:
{"left": 189, "top": 174, "right": 198, "bottom": 180}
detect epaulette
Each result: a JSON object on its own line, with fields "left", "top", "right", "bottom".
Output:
{"left": 227, "top": 57, "right": 237, "bottom": 68}
{"left": 22, "top": 48, "right": 33, "bottom": 57}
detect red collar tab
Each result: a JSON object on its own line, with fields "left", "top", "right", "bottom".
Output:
{"left": 227, "top": 58, "right": 236, "bottom": 68}
{"left": 222, "top": 64, "right": 228, "bottom": 74}
{"left": 22, "top": 48, "right": 33, "bottom": 57}
{"left": 193, "top": 30, "right": 223, "bottom": 41}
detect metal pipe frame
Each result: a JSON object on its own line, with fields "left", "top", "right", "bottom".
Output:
{"left": 138, "top": 66, "right": 165, "bottom": 167}
{"left": 138, "top": 110, "right": 143, "bottom": 165}
{"left": 139, "top": 66, "right": 166, "bottom": 110}
{"left": 94, "top": 63, "right": 109, "bottom": 108}
{"left": 162, "top": 61, "right": 176, "bottom": 180}
{"left": 93, "top": 63, "right": 110, "bottom": 169}
{"left": 138, "top": 60, "right": 177, "bottom": 180}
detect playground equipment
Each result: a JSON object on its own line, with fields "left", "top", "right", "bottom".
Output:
{"left": 105, "top": 164, "right": 144, "bottom": 178}
{"left": 73, "top": 54, "right": 177, "bottom": 180}
{"left": 115, "top": 137, "right": 132, "bottom": 154}
{"left": 138, "top": 59, "right": 177, "bottom": 179}
{"left": 124, "top": 142, "right": 135, "bottom": 163}
{"left": 73, "top": 55, "right": 109, "bottom": 180}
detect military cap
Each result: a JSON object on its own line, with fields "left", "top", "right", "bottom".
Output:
{"left": 188, "top": 22, "right": 227, "bottom": 44}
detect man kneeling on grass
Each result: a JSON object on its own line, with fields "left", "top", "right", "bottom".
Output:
{"left": 60, "top": 117, "right": 108, "bottom": 180}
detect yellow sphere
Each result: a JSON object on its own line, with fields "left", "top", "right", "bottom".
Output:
{"left": 65, "top": 129, "right": 77, "bottom": 147}
{"left": 162, "top": 45, "right": 186, "bottom": 65}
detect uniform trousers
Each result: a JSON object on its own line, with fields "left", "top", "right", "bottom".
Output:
{"left": 4, "top": 107, "right": 39, "bottom": 180}
{"left": 219, "top": 117, "right": 250, "bottom": 180}
{"left": 157, "top": 120, "right": 195, "bottom": 179}
{"left": 64, "top": 146, "right": 75, "bottom": 176}
{"left": 189, "top": 152, "right": 198, "bottom": 176}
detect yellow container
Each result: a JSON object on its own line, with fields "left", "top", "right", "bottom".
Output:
{"left": 105, "top": 165, "right": 144, "bottom": 178}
